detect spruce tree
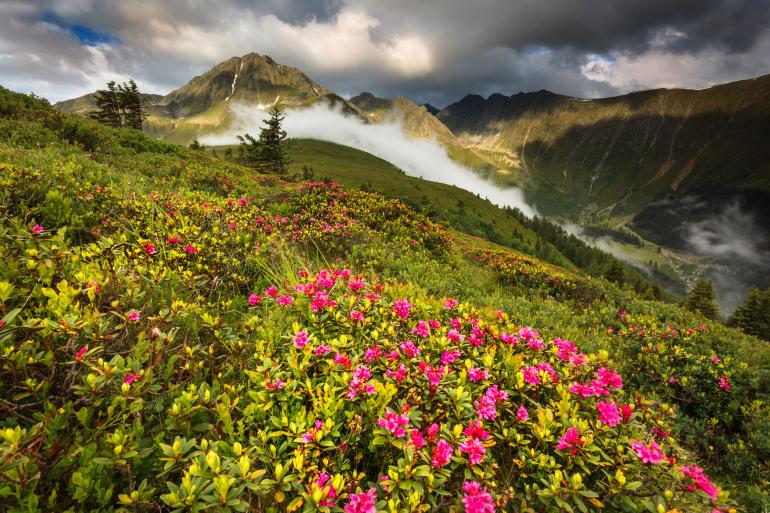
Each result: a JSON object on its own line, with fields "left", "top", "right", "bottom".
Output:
{"left": 90, "top": 81, "right": 121, "bottom": 127}
{"left": 118, "top": 80, "right": 146, "bottom": 130}
{"left": 257, "top": 107, "right": 290, "bottom": 174}
{"left": 685, "top": 278, "right": 719, "bottom": 320}
{"left": 730, "top": 287, "right": 770, "bottom": 340}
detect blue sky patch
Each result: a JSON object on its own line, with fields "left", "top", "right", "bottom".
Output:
{"left": 41, "top": 13, "right": 119, "bottom": 46}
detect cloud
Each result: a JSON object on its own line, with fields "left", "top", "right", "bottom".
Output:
{"left": 201, "top": 102, "right": 537, "bottom": 216}
{"left": 683, "top": 202, "right": 769, "bottom": 263}
{"left": 2, "top": 1, "right": 770, "bottom": 105}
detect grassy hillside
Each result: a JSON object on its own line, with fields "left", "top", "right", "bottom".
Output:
{"left": 1, "top": 86, "right": 769, "bottom": 512}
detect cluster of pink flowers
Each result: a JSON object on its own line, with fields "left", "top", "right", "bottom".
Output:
{"left": 570, "top": 367, "right": 623, "bottom": 398}
{"left": 597, "top": 400, "right": 622, "bottom": 427}
{"left": 518, "top": 327, "right": 543, "bottom": 350}
{"left": 499, "top": 332, "right": 517, "bottom": 346}
{"left": 385, "top": 364, "right": 407, "bottom": 381}
{"left": 468, "top": 367, "right": 489, "bottom": 382}
{"left": 431, "top": 438, "right": 454, "bottom": 467}
{"left": 443, "top": 297, "right": 459, "bottom": 310}
{"left": 419, "top": 362, "right": 447, "bottom": 389}
{"left": 459, "top": 437, "right": 486, "bottom": 465}
{"left": 350, "top": 309, "right": 365, "bottom": 322}
{"left": 126, "top": 310, "right": 141, "bottom": 322}
{"left": 347, "top": 365, "right": 375, "bottom": 398}
{"left": 30, "top": 224, "right": 44, "bottom": 234}
{"left": 264, "top": 377, "right": 285, "bottom": 390}
{"left": 411, "top": 321, "right": 430, "bottom": 337}
{"left": 556, "top": 427, "right": 584, "bottom": 454}
{"left": 343, "top": 488, "right": 377, "bottom": 513}
{"left": 521, "top": 362, "right": 557, "bottom": 386}
{"left": 681, "top": 465, "right": 720, "bottom": 501}
{"left": 377, "top": 410, "right": 410, "bottom": 438}
{"left": 516, "top": 405, "right": 529, "bottom": 421}
{"left": 292, "top": 330, "right": 310, "bottom": 349}
{"left": 553, "top": 338, "right": 586, "bottom": 364}
{"left": 718, "top": 375, "right": 730, "bottom": 391}
{"left": 474, "top": 385, "right": 508, "bottom": 420}
{"left": 75, "top": 346, "right": 87, "bottom": 361}
{"left": 400, "top": 341, "right": 421, "bottom": 358}
{"left": 393, "top": 299, "right": 413, "bottom": 318}
{"left": 313, "top": 472, "right": 337, "bottom": 507}
{"left": 441, "top": 348, "right": 461, "bottom": 364}
{"left": 123, "top": 370, "right": 140, "bottom": 385}
{"left": 631, "top": 440, "right": 665, "bottom": 464}
{"left": 462, "top": 481, "right": 495, "bottom": 513}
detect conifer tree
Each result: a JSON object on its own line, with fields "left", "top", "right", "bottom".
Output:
{"left": 685, "top": 278, "right": 719, "bottom": 320}
{"left": 237, "top": 107, "right": 290, "bottom": 174}
{"left": 120, "top": 79, "right": 146, "bottom": 130}
{"left": 730, "top": 287, "right": 770, "bottom": 340}
{"left": 90, "top": 81, "right": 121, "bottom": 127}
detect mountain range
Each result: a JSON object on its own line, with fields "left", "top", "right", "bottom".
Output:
{"left": 55, "top": 52, "right": 770, "bottom": 291}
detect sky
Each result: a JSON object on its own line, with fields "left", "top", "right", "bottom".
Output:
{"left": 2, "top": 0, "right": 770, "bottom": 105}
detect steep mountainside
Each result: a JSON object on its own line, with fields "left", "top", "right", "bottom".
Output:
{"left": 437, "top": 76, "right": 770, "bottom": 220}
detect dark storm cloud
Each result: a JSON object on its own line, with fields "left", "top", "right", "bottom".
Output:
{"left": 1, "top": 0, "right": 770, "bottom": 104}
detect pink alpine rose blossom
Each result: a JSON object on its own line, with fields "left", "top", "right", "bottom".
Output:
{"left": 462, "top": 481, "right": 495, "bottom": 513}
{"left": 343, "top": 488, "right": 377, "bottom": 513}
{"left": 631, "top": 440, "right": 665, "bottom": 464}
{"left": 597, "top": 401, "right": 622, "bottom": 427}
{"left": 431, "top": 439, "right": 453, "bottom": 467}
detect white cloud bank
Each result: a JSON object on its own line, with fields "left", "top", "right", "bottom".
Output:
{"left": 201, "top": 102, "right": 538, "bottom": 216}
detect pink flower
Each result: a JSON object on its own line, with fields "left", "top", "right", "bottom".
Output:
{"left": 314, "top": 472, "right": 337, "bottom": 507}
{"left": 75, "top": 346, "right": 87, "bottom": 361}
{"left": 364, "top": 346, "right": 382, "bottom": 362}
{"left": 265, "top": 377, "right": 285, "bottom": 390}
{"left": 400, "top": 341, "right": 421, "bottom": 358}
{"left": 314, "top": 344, "right": 332, "bottom": 356}
{"left": 597, "top": 367, "right": 624, "bottom": 388}
{"left": 631, "top": 440, "right": 665, "bottom": 464}
{"left": 183, "top": 244, "right": 198, "bottom": 254}
{"left": 431, "top": 439, "right": 453, "bottom": 467}
{"left": 597, "top": 401, "right": 622, "bottom": 427}
{"left": 426, "top": 423, "right": 440, "bottom": 441}
{"left": 473, "top": 385, "right": 508, "bottom": 420}
{"left": 143, "top": 242, "right": 157, "bottom": 255}
{"left": 347, "top": 365, "right": 374, "bottom": 398}
{"left": 393, "top": 299, "right": 412, "bottom": 319}
{"left": 343, "top": 488, "right": 377, "bottom": 513}
{"left": 462, "top": 481, "right": 495, "bottom": 513}
{"left": 348, "top": 276, "right": 366, "bottom": 291}
{"left": 553, "top": 338, "right": 577, "bottom": 360}
{"left": 556, "top": 427, "right": 584, "bottom": 454}
{"left": 126, "top": 310, "right": 141, "bottom": 322}
{"left": 570, "top": 381, "right": 610, "bottom": 398}
{"left": 377, "top": 409, "right": 410, "bottom": 438}
{"left": 292, "top": 330, "right": 310, "bottom": 349}
{"left": 468, "top": 368, "right": 489, "bottom": 382}
{"left": 521, "top": 366, "right": 541, "bottom": 386}
{"left": 411, "top": 321, "right": 430, "bottom": 337}
{"left": 31, "top": 224, "right": 43, "bottom": 234}
{"left": 350, "top": 310, "right": 365, "bottom": 322}
{"left": 459, "top": 437, "right": 486, "bottom": 465}
{"left": 441, "top": 348, "right": 461, "bottom": 365}
{"left": 124, "top": 370, "right": 139, "bottom": 385}
{"left": 265, "top": 286, "right": 278, "bottom": 297}
{"left": 443, "top": 297, "right": 459, "bottom": 310}
{"left": 516, "top": 406, "right": 529, "bottom": 422}
{"left": 711, "top": 355, "right": 720, "bottom": 364}
{"left": 499, "top": 332, "right": 518, "bottom": 346}
{"left": 386, "top": 364, "right": 408, "bottom": 381}
{"left": 276, "top": 294, "right": 293, "bottom": 306}
{"left": 681, "top": 465, "right": 720, "bottom": 501}
{"left": 166, "top": 236, "right": 180, "bottom": 244}
{"left": 446, "top": 329, "right": 465, "bottom": 343}
{"left": 410, "top": 429, "right": 425, "bottom": 448}
{"left": 718, "top": 375, "right": 730, "bottom": 391}
{"left": 301, "top": 420, "right": 324, "bottom": 444}
{"left": 420, "top": 362, "right": 446, "bottom": 389}
{"left": 621, "top": 404, "right": 633, "bottom": 423}
{"left": 463, "top": 420, "right": 489, "bottom": 440}
{"left": 335, "top": 353, "right": 352, "bottom": 369}
{"left": 248, "top": 293, "right": 261, "bottom": 306}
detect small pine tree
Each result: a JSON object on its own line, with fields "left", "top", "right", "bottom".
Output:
{"left": 730, "top": 287, "right": 770, "bottom": 340}
{"left": 685, "top": 278, "right": 719, "bottom": 320}
{"left": 258, "top": 107, "right": 290, "bottom": 174}
{"left": 189, "top": 138, "right": 204, "bottom": 150}
{"left": 90, "top": 81, "right": 121, "bottom": 127}
{"left": 604, "top": 261, "right": 625, "bottom": 286}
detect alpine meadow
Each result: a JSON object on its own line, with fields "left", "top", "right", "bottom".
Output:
{"left": 1, "top": 2, "right": 770, "bottom": 513}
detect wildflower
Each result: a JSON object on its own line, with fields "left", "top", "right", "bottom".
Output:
{"left": 521, "top": 366, "right": 541, "bottom": 386}
{"left": 681, "top": 465, "right": 720, "bottom": 501}
{"left": 348, "top": 276, "right": 365, "bottom": 291}
{"left": 265, "top": 377, "right": 285, "bottom": 390}
{"left": 420, "top": 362, "right": 446, "bottom": 389}
{"left": 143, "top": 242, "right": 157, "bottom": 255}
{"left": 314, "top": 344, "right": 332, "bottom": 356}
{"left": 347, "top": 365, "right": 374, "bottom": 398}
{"left": 518, "top": 327, "right": 543, "bottom": 350}
{"left": 335, "top": 353, "right": 352, "bottom": 369}
{"left": 463, "top": 420, "right": 489, "bottom": 440}
{"left": 570, "top": 381, "right": 610, "bottom": 398}
{"left": 411, "top": 321, "right": 430, "bottom": 337}
{"left": 343, "top": 488, "right": 377, "bottom": 513}
{"left": 597, "top": 401, "right": 622, "bottom": 427}
{"left": 462, "top": 481, "right": 495, "bottom": 513}
{"left": 431, "top": 439, "right": 453, "bottom": 467}
{"left": 553, "top": 338, "right": 576, "bottom": 360}
{"left": 556, "top": 427, "right": 584, "bottom": 454}
{"left": 711, "top": 355, "right": 720, "bottom": 363}
{"left": 631, "top": 440, "right": 665, "bottom": 464}
{"left": 292, "top": 330, "right": 309, "bottom": 349}
{"left": 597, "top": 367, "right": 623, "bottom": 388}
{"left": 718, "top": 375, "right": 730, "bottom": 391}
{"left": 621, "top": 404, "right": 633, "bottom": 423}
{"left": 124, "top": 370, "right": 139, "bottom": 385}
{"left": 350, "top": 309, "right": 365, "bottom": 322}
{"left": 126, "top": 310, "right": 141, "bottom": 322}
{"left": 364, "top": 346, "right": 382, "bottom": 361}
{"left": 468, "top": 368, "right": 488, "bottom": 382}
{"left": 31, "top": 224, "right": 43, "bottom": 234}
{"left": 276, "top": 294, "right": 293, "bottom": 306}
{"left": 516, "top": 405, "right": 529, "bottom": 422}
{"left": 400, "top": 340, "right": 421, "bottom": 358}
{"left": 441, "top": 348, "right": 461, "bottom": 365}
{"left": 393, "top": 299, "right": 413, "bottom": 319}
{"left": 265, "top": 286, "right": 278, "bottom": 297}
{"left": 474, "top": 385, "right": 508, "bottom": 420}
{"left": 536, "top": 361, "right": 558, "bottom": 382}
{"left": 499, "top": 332, "right": 517, "bottom": 345}
{"left": 652, "top": 427, "right": 670, "bottom": 439}
{"left": 314, "top": 472, "right": 338, "bottom": 507}
{"left": 386, "top": 364, "right": 407, "bottom": 381}
{"left": 75, "top": 346, "right": 87, "bottom": 361}
{"left": 459, "top": 437, "right": 486, "bottom": 465}
{"left": 377, "top": 409, "right": 410, "bottom": 438}
{"left": 426, "top": 423, "right": 440, "bottom": 441}
{"left": 443, "top": 297, "right": 459, "bottom": 310}
{"left": 248, "top": 293, "right": 261, "bottom": 306}
{"left": 410, "top": 429, "right": 425, "bottom": 448}
{"left": 183, "top": 244, "right": 198, "bottom": 254}
{"left": 446, "top": 329, "right": 465, "bottom": 343}
{"left": 301, "top": 420, "right": 324, "bottom": 444}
